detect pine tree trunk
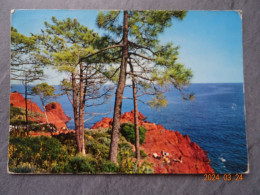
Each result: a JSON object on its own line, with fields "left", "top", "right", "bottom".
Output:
{"left": 130, "top": 64, "right": 140, "bottom": 162}
{"left": 72, "top": 72, "right": 80, "bottom": 153}
{"left": 79, "top": 62, "right": 85, "bottom": 155}
{"left": 42, "top": 104, "right": 49, "bottom": 126}
{"left": 24, "top": 82, "right": 29, "bottom": 136}
{"left": 109, "top": 11, "right": 129, "bottom": 163}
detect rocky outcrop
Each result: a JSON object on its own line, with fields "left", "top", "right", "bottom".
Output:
{"left": 91, "top": 110, "right": 214, "bottom": 174}
{"left": 91, "top": 117, "right": 113, "bottom": 129}
{"left": 91, "top": 110, "right": 146, "bottom": 129}
{"left": 45, "top": 102, "right": 70, "bottom": 129}
{"left": 10, "top": 92, "right": 43, "bottom": 113}
{"left": 10, "top": 92, "right": 70, "bottom": 129}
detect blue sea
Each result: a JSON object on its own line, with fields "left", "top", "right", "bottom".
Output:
{"left": 10, "top": 83, "right": 248, "bottom": 174}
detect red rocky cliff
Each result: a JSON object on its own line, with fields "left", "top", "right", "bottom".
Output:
{"left": 45, "top": 102, "right": 70, "bottom": 128}
{"left": 91, "top": 110, "right": 214, "bottom": 174}
{"left": 10, "top": 92, "right": 70, "bottom": 129}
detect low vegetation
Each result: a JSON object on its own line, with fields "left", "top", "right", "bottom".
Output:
{"left": 10, "top": 105, "right": 44, "bottom": 124}
{"left": 8, "top": 124, "right": 153, "bottom": 174}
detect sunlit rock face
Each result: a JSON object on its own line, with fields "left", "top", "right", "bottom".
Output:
{"left": 92, "top": 110, "right": 214, "bottom": 174}
{"left": 10, "top": 92, "right": 70, "bottom": 129}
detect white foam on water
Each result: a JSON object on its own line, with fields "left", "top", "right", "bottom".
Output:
{"left": 220, "top": 157, "right": 226, "bottom": 162}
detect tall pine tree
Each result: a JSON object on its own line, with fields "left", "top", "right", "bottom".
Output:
{"left": 96, "top": 11, "right": 193, "bottom": 163}
{"left": 11, "top": 27, "right": 44, "bottom": 135}
{"left": 36, "top": 17, "right": 113, "bottom": 155}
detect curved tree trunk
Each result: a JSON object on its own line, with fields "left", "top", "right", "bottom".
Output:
{"left": 109, "top": 11, "right": 129, "bottom": 163}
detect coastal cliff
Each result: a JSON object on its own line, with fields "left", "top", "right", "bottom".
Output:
{"left": 92, "top": 110, "right": 214, "bottom": 174}
{"left": 10, "top": 92, "right": 214, "bottom": 173}
{"left": 10, "top": 92, "right": 70, "bottom": 129}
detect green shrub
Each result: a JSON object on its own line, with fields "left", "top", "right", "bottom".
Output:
{"left": 117, "top": 148, "right": 153, "bottom": 174}
{"left": 10, "top": 105, "right": 23, "bottom": 118}
{"left": 118, "top": 142, "right": 133, "bottom": 151}
{"left": 137, "top": 161, "right": 154, "bottom": 174}
{"left": 64, "top": 155, "right": 118, "bottom": 174}
{"left": 9, "top": 119, "right": 34, "bottom": 126}
{"left": 97, "top": 137, "right": 111, "bottom": 146}
{"left": 84, "top": 130, "right": 93, "bottom": 136}
{"left": 9, "top": 136, "right": 69, "bottom": 173}
{"left": 53, "top": 133, "right": 78, "bottom": 156}
{"left": 92, "top": 132, "right": 110, "bottom": 139}
{"left": 101, "top": 161, "right": 118, "bottom": 173}
{"left": 51, "top": 162, "right": 66, "bottom": 173}
{"left": 9, "top": 162, "right": 36, "bottom": 173}
{"left": 85, "top": 138, "right": 110, "bottom": 159}
{"left": 140, "top": 150, "right": 148, "bottom": 158}
{"left": 10, "top": 105, "right": 44, "bottom": 124}
{"left": 107, "top": 127, "right": 112, "bottom": 135}
{"left": 65, "top": 155, "right": 96, "bottom": 174}
{"left": 120, "top": 123, "right": 147, "bottom": 145}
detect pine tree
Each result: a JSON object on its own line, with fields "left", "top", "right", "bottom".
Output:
{"left": 31, "top": 83, "right": 55, "bottom": 126}
{"left": 11, "top": 27, "right": 44, "bottom": 134}
{"left": 36, "top": 17, "right": 113, "bottom": 155}
{"left": 96, "top": 10, "right": 193, "bottom": 163}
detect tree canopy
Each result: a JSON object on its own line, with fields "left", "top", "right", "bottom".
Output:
{"left": 31, "top": 83, "right": 55, "bottom": 105}
{"left": 35, "top": 17, "right": 114, "bottom": 155}
{"left": 94, "top": 11, "right": 193, "bottom": 163}
{"left": 10, "top": 11, "right": 194, "bottom": 163}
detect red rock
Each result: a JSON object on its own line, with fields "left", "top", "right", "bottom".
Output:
{"left": 45, "top": 102, "right": 70, "bottom": 123}
{"left": 184, "top": 135, "right": 191, "bottom": 143}
{"left": 45, "top": 102, "right": 70, "bottom": 129}
{"left": 10, "top": 92, "right": 70, "bottom": 130}
{"left": 91, "top": 110, "right": 214, "bottom": 174}
{"left": 10, "top": 92, "right": 43, "bottom": 113}
{"left": 91, "top": 117, "right": 112, "bottom": 129}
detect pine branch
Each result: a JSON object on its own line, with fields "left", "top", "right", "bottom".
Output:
{"left": 80, "top": 44, "right": 123, "bottom": 62}
{"left": 126, "top": 71, "right": 152, "bottom": 81}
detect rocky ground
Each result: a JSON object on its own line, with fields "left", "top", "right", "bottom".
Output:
{"left": 92, "top": 110, "right": 214, "bottom": 174}
{"left": 10, "top": 92, "right": 214, "bottom": 174}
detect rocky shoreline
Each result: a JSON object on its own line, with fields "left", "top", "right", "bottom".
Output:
{"left": 10, "top": 92, "right": 214, "bottom": 174}
{"left": 92, "top": 110, "right": 214, "bottom": 174}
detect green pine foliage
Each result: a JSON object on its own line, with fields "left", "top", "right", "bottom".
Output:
{"left": 149, "top": 93, "right": 168, "bottom": 110}
{"left": 31, "top": 83, "right": 55, "bottom": 105}
{"left": 11, "top": 27, "right": 44, "bottom": 81}
{"left": 11, "top": 27, "right": 38, "bottom": 58}
{"left": 96, "top": 11, "right": 194, "bottom": 109}
{"left": 36, "top": 16, "right": 103, "bottom": 71}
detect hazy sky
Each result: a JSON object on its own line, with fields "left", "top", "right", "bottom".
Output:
{"left": 11, "top": 10, "right": 243, "bottom": 84}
